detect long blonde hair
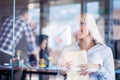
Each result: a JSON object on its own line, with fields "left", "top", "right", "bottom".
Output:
{"left": 81, "top": 13, "right": 104, "bottom": 45}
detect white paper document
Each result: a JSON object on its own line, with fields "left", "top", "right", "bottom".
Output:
{"left": 63, "top": 50, "right": 89, "bottom": 80}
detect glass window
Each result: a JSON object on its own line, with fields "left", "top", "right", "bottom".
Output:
{"left": 87, "top": 1, "right": 105, "bottom": 40}
{"left": 87, "top": 1, "right": 99, "bottom": 16}
{"left": 113, "top": 0, "right": 120, "bottom": 40}
{"left": 28, "top": 8, "right": 40, "bottom": 35}
{"left": 42, "top": 3, "right": 81, "bottom": 50}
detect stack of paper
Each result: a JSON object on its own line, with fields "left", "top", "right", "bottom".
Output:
{"left": 63, "top": 50, "right": 89, "bottom": 80}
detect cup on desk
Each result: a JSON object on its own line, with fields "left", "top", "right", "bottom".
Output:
{"left": 39, "top": 59, "right": 46, "bottom": 67}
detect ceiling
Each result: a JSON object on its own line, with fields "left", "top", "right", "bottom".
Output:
{"left": 0, "top": 0, "right": 100, "bottom": 8}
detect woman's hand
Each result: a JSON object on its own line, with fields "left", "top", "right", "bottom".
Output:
{"left": 65, "top": 61, "right": 73, "bottom": 70}
{"left": 78, "top": 63, "right": 101, "bottom": 76}
{"left": 59, "top": 61, "right": 73, "bottom": 74}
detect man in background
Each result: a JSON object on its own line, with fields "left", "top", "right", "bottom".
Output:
{"left": 0, "top": 7, "right": 39, "bottom": 65}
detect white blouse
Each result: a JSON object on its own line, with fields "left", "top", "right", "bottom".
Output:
{"left": 59, "top": 44, "right": 115, "bottom": 80}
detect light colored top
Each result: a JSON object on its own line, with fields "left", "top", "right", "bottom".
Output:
{"left": 87, "top": 44, "right": 115, "bottom": 80}
{"left": 60, "top": 43, "right": 115, "bottom": 80}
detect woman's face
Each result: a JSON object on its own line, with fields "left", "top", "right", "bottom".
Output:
{"left": 75, "top": 18, "right": 90, "bottom": 40}
{"left": 41, "top": 39, "right": 48, "bottom": 50}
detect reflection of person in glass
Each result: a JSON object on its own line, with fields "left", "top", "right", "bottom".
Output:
{"left": 30, "top": 34, "right": 50, "bottom": 67}
{"left": 38, "top": 34, "right": 49, "bottom": 67}
{"left": 38, "top": 34, "right": 50, "bottom": 80}
{"left": 59, "top": 13, "right": 115, "bottom": 80}
{"left": 0, "top": 8, "right": 38, "bottom": 65}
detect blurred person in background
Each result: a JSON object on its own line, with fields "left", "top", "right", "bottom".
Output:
{"left": 38, "top": 34, "right": 50, "bottom": 80}
{"left": 38, "top": 34, "right": 50, "bottom": 67}
{"left": 29, "top": 34, "right": 50, "bottom": 80}
{"left": 59, "top": 13, "right": 115, "bottom": 80}
{"left": 0, "top": 7, "right": 38, "bottom": 80}
{"left": 0, "top": 7, "right": 39, "bottom": 64}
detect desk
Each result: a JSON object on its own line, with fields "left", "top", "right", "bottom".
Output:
{"left": 21, "top": 67, "right": 65, "bottom": 80}
{"left": 0, "top": 66, "right": 65, "bottom": 80}
{"left": 0, "top": 66, "right": 21, "bottom": 80}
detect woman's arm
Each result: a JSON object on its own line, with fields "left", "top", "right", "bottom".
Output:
{"left": 78, "top": 47, "right": 115, "bottom": 80}
{"left": 95, "top": 48, "right": 115, "bottom": 80}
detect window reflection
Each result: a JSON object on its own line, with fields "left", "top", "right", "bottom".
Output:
{"left": 42, "top": 4, "right": 81, "bottom": 50}
{"left": 87, "top": 1, "right": 105, "bottom": 40}
{"left": 0, "top": 0, "right": 120, "bottom": 80}
{"left": 28, "top": 8, "right": 40, "bottom": 35}
{"left": 113, "top": 0, "right": 120, "bottom": 40}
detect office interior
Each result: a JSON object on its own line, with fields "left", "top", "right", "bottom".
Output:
{"left": 0, "top": 0, "right": 120, "bottom": 80}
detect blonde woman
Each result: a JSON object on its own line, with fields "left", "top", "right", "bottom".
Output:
{"left": 59, "top": 13, "right": 115, "bottom": 80}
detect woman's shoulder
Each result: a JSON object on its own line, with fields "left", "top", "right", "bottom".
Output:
{"left": 96, "top": 44, "right": 113, "bottom": 60}
{"left": 92, "top": 44, "right": 112, "bottom": 53}
{"left": 98, "top": 44, "right": 111, "bottom": 50}
{"left": 87, "top": 44, "right": 113, "bottom": 58}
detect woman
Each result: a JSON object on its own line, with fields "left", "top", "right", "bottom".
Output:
{"left": 29, "top": 34, "right": 49, "bottom": 66}
{"left": 29, "top": 34, "right": 49, "bottom": 80}
{"left": 59, "top": 13, "right": 115, "bottom": 80}
{"left": 38, "top": 34, "right": 49, "bottom": 80}
{"left": 38, "top": 34, "right": 49, "bottom": 67}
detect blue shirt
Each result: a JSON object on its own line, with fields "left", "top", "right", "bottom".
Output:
{"left": 0, "top": 16, "right": 37, "bottom": 55}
